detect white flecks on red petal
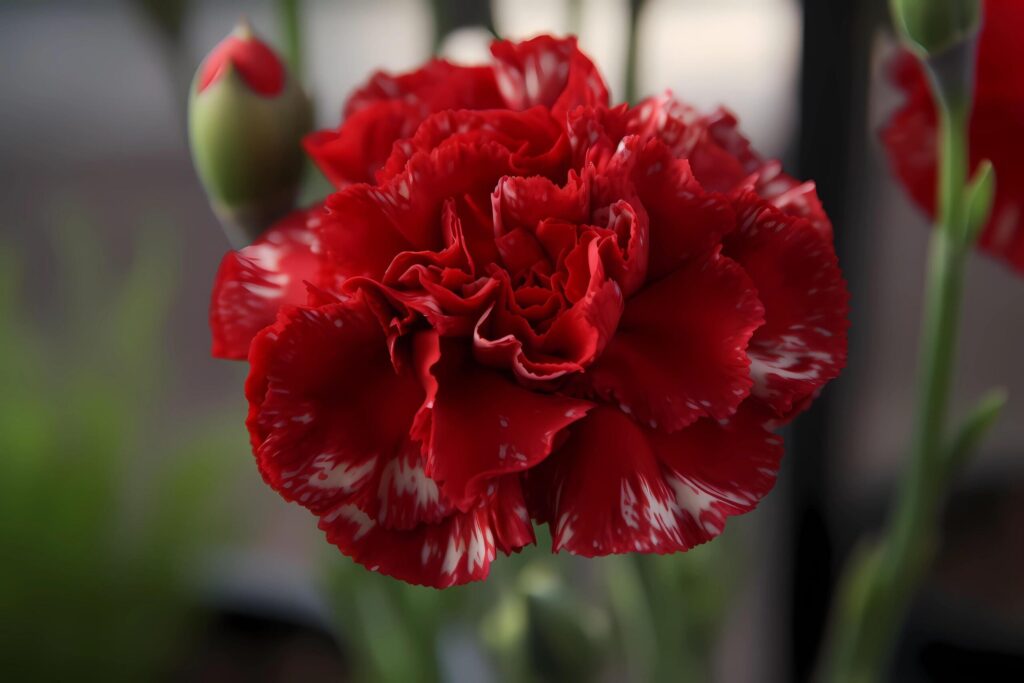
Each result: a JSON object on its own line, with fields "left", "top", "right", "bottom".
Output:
{"left": 305, "top": 453, "right": 377, "bottom": 491}
{"left": 423, "top": 339, "right": 593, "bottom": 510}
{"left": 246, "top": 296, "right": 423, "bottom": 516}
{"left": 247, "top": 296, "right": 535, "bottom": 587}
{"left": 528, "top": 403, "right": 782, "bottom": 556}
{"left": 650, "top": 402, "right": 784, "bottom": 542}
{"left": 375, "top": 436, "right": 452, "bottom": 530}
{"left": 530, "top": 407, "right": 688, "bottom": 555}
{"left": 625, "top": 95, "right": 832, "bottom": 238}
{"left": 490, "top": 35, "right": 608, "bottom": 120}
{"left": 319, "top": 485, "right": 531, "bottom": 588}
{"left": 210, "top": 205, "right": 325, "bottom": 360}
{"left": 724, "top": 194, "right": 848, "bottom": 421}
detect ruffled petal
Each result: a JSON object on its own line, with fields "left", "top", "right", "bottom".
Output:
{"left": 723, "top": 194, "right": 848, "bottom": 420}
{"left": 473, "top": 237, "right": 625, "bottom": 384}
{"left": 345, "top": 60, "right": 503, "bottom": 118}
{"left": 585, "top": 249, "right": 764, "bottom": 432}
{"left": 492, "top": 172, "right": 590, "bottom": 239}
{"left": 321, "top": 138, "right": 511, "bottom": 283}
{"left": 326, "top": 138, "right": 512, "bottom": 262}
{"left": 541, "top": 238, "right": 625, "bottom": 369}
{"left": 491, "top": 35, "right": 609, "bottom": 119}
{"left": 338, "top": 202, "right": 503, "bottom": 339}
{"left": 424, "top": 341, "right": 593, "bottom": 510}
{"left": 694, "top": 107, "right": 832, "bottom": 237}
{"left": 529, "top": 406, "right": 675, "bottom": 555}
{"left": 528, "top": 403, "right": 782, "bottom": 556}
{"left": 321, "top": 186, "right": 414, "bottom": 282}
{"left": 319, "top": 482, "right": 531, "bottom": 588}
{"left": 245, "top": 296, "right": 423, "bottom": 515}
{"left": 374, "top": 435, "right": 453, "bottom": 530}
{"left": 210, "top": 205, "right": 324, "bottom": 360}
{"left": 353, "top": 274, "right": 504, "bottom": 340}
{"left": 487, "top": 477, "right": 536, "bottom": 553}
{"left": 566, "top": 103, "right": 631, "bottom": 170}
{"left": 473, "top": 301, "right": 584, "bottom": 384}
{"left": 304, "top": 101, "right": 421, "bottom": 188}
{"left": 622, "top": 138, "right": 734, "bottom": 280}
{"left": 379, "top": 108, "right": 567, "bottom": 184}
{"left": 646, "top": 402, "right": 784, "bottom": 545}
{"left": 628, "top": 97, "right": 832, "bottom": 238}
{"left": 308, "top": 60, "right": 504, "bottom": 189}
{"left": 246, "top": 298, "right": 537, "bottom": 587}
{"left": 737, "top": 160, "right": 832, "bottom": 240}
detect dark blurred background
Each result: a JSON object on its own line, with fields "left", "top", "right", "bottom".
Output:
{"left": 1, "top": 1, "right": 1021, "bottom": 681}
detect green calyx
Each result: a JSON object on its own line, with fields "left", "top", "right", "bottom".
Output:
{"left": 188, "top": 41, "right": 311, "bottom": 246}
{"left": 890, "top": 0, "right": 981, "bottom": 56}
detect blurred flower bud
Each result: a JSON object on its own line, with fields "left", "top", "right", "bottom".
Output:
{"left": 890, "top": 0, "right": 981, "bottom": 55}
{"left": 188, "top": 19, "right": 311, "bottom": 246}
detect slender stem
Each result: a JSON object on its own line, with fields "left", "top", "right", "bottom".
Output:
{"left": 885, "top": 96, "right": 968, "bottom": 567}
{"left": 624, "top": 0, "right": 643, "bottom": 104}
{"left": 567, "top": 0, "right": 583, "bottom": 37}
{"left": 277, "top": 0, "right": 303, "bottom": 79}
{"left": 820, "top": 72, "right": 971, "bottom": 683}
{"left": 604, "top": 555, "right": 657, "bottom": 681}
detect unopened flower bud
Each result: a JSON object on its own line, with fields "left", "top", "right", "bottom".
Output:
{"left": 188, "top": 19, "right": 311, "bottom": 246}
{"left": 890, "top": 0, "right": 981, "bottom": 56}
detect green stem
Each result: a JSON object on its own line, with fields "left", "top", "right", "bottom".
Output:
{"left": 820, "top": 74, "right": 971, "bottom": 683}
{"left": 276, "top": 0, "right": 303, "bottom": 79}
{"left": 567, "top": 0, "right": 583, "bottom": 37}
{"left": 604, "top": 555, "right": 657, "bottom": 681}
{"left": 624, "top": 0, "right": 644, "bottom": 104}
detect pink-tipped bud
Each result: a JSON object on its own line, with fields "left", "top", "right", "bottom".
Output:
{"left": 197, "top": 21, "right": 285, "bottom": 96}
{"left": 188, "top": 20, "right": 311, "bottom": 246}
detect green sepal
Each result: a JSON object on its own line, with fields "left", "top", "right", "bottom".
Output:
{"left": 943, "top": 387, "right": 1007, "bottom": 477}
{"left": 964, "top": 159, "right": 995, "bottom": 244}
{"left": 890, "top": 0, "right": 981, "bottom": 56}
{"left": 187, "top": 30, "right": 312, "bottom": 246}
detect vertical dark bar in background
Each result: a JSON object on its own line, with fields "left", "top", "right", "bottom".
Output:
{"left": 790, "top": 0, "right": 880, "bottom": 679}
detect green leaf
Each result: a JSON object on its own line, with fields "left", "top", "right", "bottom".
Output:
{"left": 0, "top": 219, "right": 243, "bottom": 681}
{"left": 964, "top": 159, "right": 996, "bottom": 244}
{"left": 944, "top": 387, "right": 1007, "bottom": 476}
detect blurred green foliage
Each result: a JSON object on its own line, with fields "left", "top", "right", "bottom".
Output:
{"left": 134, "top": 0, "right": 191, "bottom": 43}
{"left": 0, "top": 210, "right": 244, "bottom": 680}
{"left": 323, "top": 523, "right": 739, "bottom": 682}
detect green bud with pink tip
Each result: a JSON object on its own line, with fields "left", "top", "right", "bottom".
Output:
{"left": 890, "top": 0, "right": 981, "bottom": 56}
{"left": 188, "top": 19, "right": 311, "bottom": 246}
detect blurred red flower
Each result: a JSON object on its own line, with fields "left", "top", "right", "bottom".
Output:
{"left": 211, "top": 36, "right": 848, "bottom": 587}
{"left": 882, "top": 0, "right": 1024, "bottom": 271}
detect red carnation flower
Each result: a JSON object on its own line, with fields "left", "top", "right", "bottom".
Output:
{"left": 211, "top": 36, "right": 848, "bottom": 587}
{"left": 882, "top": 0, "right": 1024, "bottom": 271}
